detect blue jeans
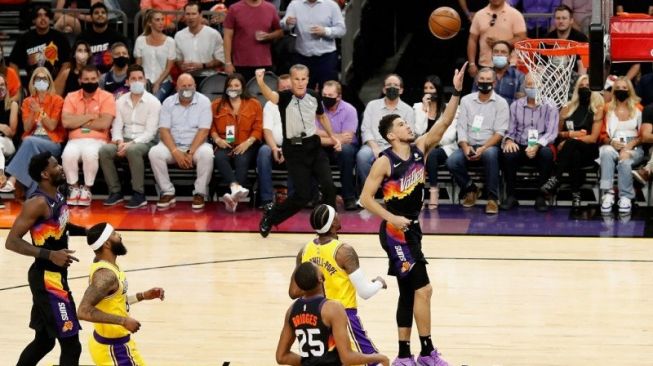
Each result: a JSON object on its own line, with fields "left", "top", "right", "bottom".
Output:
{"left": 6, "top": 136, "right": 62, "bottom": 193}
{"left": 214, "top": 144, "right": 258, "bottom": 187}
{"left": 356, "top": 144, "right": 377, "bottom": 188}
{"left": 425, "top": 147, "right": 449, "bottom": 186}
{"left": 325, "top": 143, "right": 358, "bottom": 200}
{"left": 154, "top": 80, "right": 174, "bottom": 102}
{"left": 447, "top": 145, "right": 500, "bottom": 200}
{"left": 256, "top": 144, "right": 294, "bottom": 202}
{"left": 599, "top": 146, "right": 644, "bottom": 199}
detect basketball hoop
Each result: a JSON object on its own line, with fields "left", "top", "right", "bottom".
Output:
{"left": 514, "top": 39, "right": 589, "bottom": 108}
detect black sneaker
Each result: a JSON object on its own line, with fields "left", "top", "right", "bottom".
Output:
{"left": 344, "top": 198, "right": 359, "bottom": 211}
{"left": 103, "top": 192, "right": 124, "bottom": 206}
{"left": 571, "top": 192, "right": 582, "bottom": 208}
{"left": 534, "top": 195, "right": 548, "bottom": 212}
{"left": 540, "top": 176, "right": 560, "bottom": 195}
{"left": 125, "top": 192, "right": 147, "bottom": 209}
{"left": 259, "top": 208, "right": 273, "bottom": 238}
{"left": 500, "top": 195, "right": 519, "bottom": 210}
{"left": 257, "top": 200, "right": 273, "bottom": 209}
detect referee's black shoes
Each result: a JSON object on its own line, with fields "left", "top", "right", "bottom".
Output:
{"left": 259, "top": 203, "right": 274, "bottom": 238}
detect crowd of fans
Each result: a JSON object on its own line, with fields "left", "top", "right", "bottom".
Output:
{"left": 0, "top": 0, "right": 652, "bottom": 217}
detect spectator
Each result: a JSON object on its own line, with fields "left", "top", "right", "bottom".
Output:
{"left": 256, "top": 65, "right": 341, "bottom": 237}
{"left": 134, "top": 10, "right": 176, "bottom": 102}
{"left": 175, "top": 1, "right": 225, "bottom": 85}
{"left": 256, "top": 74, "right": 293, "bottom": 207}
{"left": 413, "top": 75, "right": 458, "bottom": 209}
{"left": 467, "top": 0, "right": 526, "bottom": 77}
{"left": 2, "top": 68, "right": 65, "bottom": 198}
{"left": 280, "top": 0, "right": 346, "bottom": 90}
{"left": 210, "top": 73, "right": 263, "bottom": 212}
{"left": 99, "top": 64, "right": 160, "bottom": 209}
{"left": 561, "top": 0, "right": 591, "bottom": 33}
{"left": 76, "top": 2, "right": 130, "bottom": 73}
{"left": 223, "top": 0, "right": 283, "bottom": 82}
{"left": 0, "top": 73, "right": 18, "bottom": 207}
{"left": 317, "top": 80, "right": 359, "bottom": 211}
{"left": 99, "top": 42, "right": 131, "bottom": 99}
{"left": 148, "top": 73, "right": 214, "bottom": 210}
{"left": 540, "top": 75, "right": 603, "bottom": 208}
{"left": 447, "top": 67, "right": 508, "bottom": 214}
{"left": 357, "top": 74, "right": 415, "bottom": 186}
{"left": 53, "top": 0, "right": 94, "bottom": 34}
{"left": 0, "top": 44, "right": 22, "bottom": 104}
{"left": 139, "top": 0, "right": 185, "bottom": 34}
{"left": 509, "top": 0, "right": 560, "bottom": 38}
{"left": 472, "top": 40, "right": 524, "bottom": 105}
{"left": 632, "top": 103, "right": 653, "bottom": 183}
{"left": 597, "top": 77, "right": 643, "bottom": 215}
{"left": 501, "top": 73, "right": 558, "bottom": 212}
{"left": 8, "top": 5, "right": 72, "bottom": 82}
{"left": 545, "top": 5, "right": 588, "bottom": 74}
{"left": 61, "top": 65, "right": 116, "bottom": 206}
{"left": 54, "top": 40, "right": 92, "bottom": 96}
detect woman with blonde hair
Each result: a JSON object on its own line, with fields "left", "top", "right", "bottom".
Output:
{"left": 540, "top": 74, "right": 604, "bottom": 208}
{"left": 0, "top": 73, "right": 19, "bottom": 207}
{"left": 134, "top": 9, "right": 176, "bottom": 102}
{"left": 1, "top": 67, "right": 66, "bottom": 198}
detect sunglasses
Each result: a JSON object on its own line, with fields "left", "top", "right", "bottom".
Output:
{"left": 490, "top": 13, "right": 497, "bottom": 27}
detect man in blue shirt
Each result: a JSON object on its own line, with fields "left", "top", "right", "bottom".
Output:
{"left": 472, "top": 40, "right": 525, "bottom": 106}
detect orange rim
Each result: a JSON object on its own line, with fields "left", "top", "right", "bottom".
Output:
{"left": 515, "top": 38, "right": 589, "bottom": 70}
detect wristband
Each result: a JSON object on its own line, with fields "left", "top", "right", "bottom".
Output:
{"left": 452, "top": 89, "right": 462, "bottom": 97}
{"left": 38, "top": 248, "right": 50, "bottom": 260}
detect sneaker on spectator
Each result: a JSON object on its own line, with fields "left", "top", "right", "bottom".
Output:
{"left": 617, "top": 196, "right": 631, "bottom": 214}
{"left": 78, "top": 186, "right": 92, "bottom": 206}
{"left": 231, "top": 185, "right": 249, "bottom": 201}
{"left": 461, "top": 188, "right": 478, "bottom": 207}
{"left": 485, "top": 199, "right": 499, "bottom": 214}
{"left": 392, "top": 356, "right": 416, "bottom": 366}
{"left": 600, "top": 192, "right": 615, "bottom": 214}
{"left": 67, "top": 186, "right": 81, "bottom": 206}
{"left": 416, "top": 349, "right": 449, "bottom": 366}
{"left": 540, "top": 176, "right": 560, "bottom": 195}
{"left": 344, "top": 198, "right": 358, "bottom": 211}
{"left": 104, "top": 192, "right": 124, "bottom": 206}
{"left": 571, "top": 192, "right": 582, "bottom": 208}
{"left": 223, "top": 193, "right": 237, "bottom": 212}
{"left": 191, "top": 194, "right": 205, "bottom": 209}
{"left": 156, "top": 194, "right": 176, "bottom": 208}
{"left": 125, "top": 192, "right": 147, "bottom": 209}
{"left": 0, "top": 179, "right": 15, "bottom": 193}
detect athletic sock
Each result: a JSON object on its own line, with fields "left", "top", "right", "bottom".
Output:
{"left": 419, "top": 335, "right": 434, "bottom": 356}
{"left": 398, "top": 340, "right": 411, "bottom": 358}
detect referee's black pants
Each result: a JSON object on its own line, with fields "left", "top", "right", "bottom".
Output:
{"left": 268, "top": 135, "right": 336, "bottom": 225}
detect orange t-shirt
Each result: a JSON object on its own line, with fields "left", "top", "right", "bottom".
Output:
{"left": 62, "top": 89, "right": 115, "bottom": 141}
{"left": 210, "top": 97, "right": 263, "bottom": 145}
{"left": 470, "top": 3, "right": 527, "bottom": 67}
{"left": 2, "top": 67, "right": 21, "bottom": 98}
{"left": 21, "top": 94, "right": 66, "bottom": 143}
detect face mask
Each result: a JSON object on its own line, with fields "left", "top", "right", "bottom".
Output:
{"left": 525, "top": 87, "right": 537, "bottom": 99}
{"left": 130, "top": 81, "right": 145, "bottom": 94}
{"left": 181, "top": 89, "right": 195, "bottom": 99}
{"left": 550, "top": 56, "right": 568, "bottom": 67}
{"left": 322, "top": 96, "right": 337, "bottom": 109}
{"left": 112, "top": 56, "right": 129, "bottom": 68}
{"left": 0, "top": 87, "right": 6, "bottom": 99}
{"left": 80, "top": 82, "right": 99, "bottom": 93}
{"left": 34, "top": 79, "right": 49, "bottom": 92}
{"left": 492, "top": 55, "right": 508, "bottom": 69}
{"left": 226, "top": 89, "right": 241, "bottom": 99}
{"left": 614, "top": 89, "right": 629, "bottom": 102}
{"left": 477, "top": 82, "right": 493, "bottom": 94}
{"left": 75, "top": 51, "right": 89, "bottom": 64}
{"left": 578, "top": 87, "right": 591, "bottom": 104}
{"left": 385, "top": 87, "right": 400, "bottom": 100}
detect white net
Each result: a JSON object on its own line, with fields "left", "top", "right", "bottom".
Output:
{"left": 515, "top": 40, "right": 579, "bottom": 108}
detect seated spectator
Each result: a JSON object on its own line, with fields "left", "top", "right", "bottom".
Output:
{"left": 54, "top": 40, "right": 92, "bottom": 96}
{"left": 99, "top": 65, "right": 160, "bottom": 209}
{"left": 134, "top": 10, "right": 176, "bottom": 102}
{"left": 140, "top": 0, "right": 185, "bottom": 34}
{"left": 99, "top": 42, "right": 131, "bottom": 99}
{"left": 540, "top": 75, "right": 603, "bottom": 208}
{"left": 632, "top": 103, "right": 653, "bottom": 183}
{"left": 545, "top": 5, "right": 588, "bottom": 74}
{"left": 148, "top": 73, "right": 214, "bottom": 210}
{"left": 597, "top": 77, "right": 643, "bottom": 214}
{"left": 2, "top": 68, "right": 65, "bottom": 198}
{"left": 61, "top": 65, "right": 116, "bottom": 206}
{"left": 76, "top": 2, "right": 130, "bottom": 73}
{"left": 0, "top": 45, "right": 22, "bottom": 103}
{"left": 413, "top": 75, "right": 457, "bottom": 209}
{"left": 561, "top": 0, "right": 591, "bottom": 33}
{"left": 0, "top": 74, "right": 18, "bottom": 207}
{"left": 317, "top": 80, "right": 359, "bottom": 211}
{"left": 256, "top": 74, "right": 293, "bottom": 207}
{"left": 210, "top": 73, "right": 262, "bottom": 212}
{"left": 53, "top": 0, "right": 94, "bottom": 34}
{"left": 501, "top": 73, "right": 558, "bottom": 212}
{"left": 357, "top": 74, "right": 415, "bottom": 186}
{"left": 472, "top": 40, "right": 524, "bottom": 106}
{"left": 447, "top": 67, "right": 508, "bottom": 214}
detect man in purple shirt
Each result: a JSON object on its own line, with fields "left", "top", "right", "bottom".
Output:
{"left": 316, "top": 80, "right": 359, "bottom": 210}
{"left": 501, "top": 73, "right": 558, "bottom": 212}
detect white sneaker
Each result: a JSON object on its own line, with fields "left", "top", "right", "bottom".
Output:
{"left": 78, "top": 186, "right": 92, "bottom": 206}
{"left": 222, "top": 193, "right": 237, "bottom": 213}
{"left": 67, "top": 186, "right": 81, "bottom": 206}
{"left": 617, "top": 197, "right": 631, "bottom": 213}
{"left": 231, "top": 185, "right": 249, "bottom": 201}
{"left": 600, "top": 192, "right": 614, "bottom": 214}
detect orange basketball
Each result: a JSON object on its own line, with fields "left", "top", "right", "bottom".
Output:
{"left": 428, "top": 7, "right": 461, "bottom": 40}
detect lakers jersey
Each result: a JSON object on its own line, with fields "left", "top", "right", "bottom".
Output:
{"left": 289, "top": 296, "right": 340, "bottom": 366}
{"left": 29, "top": 188, "right": 70, "bottom": 271}
{"left": 302, "top": 239, "right": 357, "bottom": 309}
{"left": 381, "top": 145, "right": 425, "bottom": 218}
{"left": 89, "top": 261, "right": 129, "bottom": 339}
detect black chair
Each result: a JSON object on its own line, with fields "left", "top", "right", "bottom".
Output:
{"left": 246, "top": 71, "right": 278, "bottom": 106}
{"left": 198, "top": 72, "right": 228, "bottom": 101}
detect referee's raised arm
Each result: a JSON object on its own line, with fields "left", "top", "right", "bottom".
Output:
{"left": 255, "top": 69, "right": 279, "bottom": 105}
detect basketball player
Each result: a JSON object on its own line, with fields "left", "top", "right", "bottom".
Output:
{"left": 277, "top": 262, "right": 390, "bottom": 366}
{"left": 289, "top": 204, "right": 387, "bottom": 365}
{"left": 360, "top": 63, "right": 466, "bottom": 366}
{"left": 5, "top": 151, "right": 86, "bottom": 366}
{"left": 77, "top": 222, "right": 165, "bottom": 366}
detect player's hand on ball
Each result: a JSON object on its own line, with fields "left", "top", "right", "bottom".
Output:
{"left": 144, "top": 287, "right": 165, "bottom": 301}
{"left": 123, "top": 317, "right": 141, "bottom": 333}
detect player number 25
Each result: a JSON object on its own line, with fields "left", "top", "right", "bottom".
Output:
{"left": 295, "top": 328, "right": 325, "bottom": 357}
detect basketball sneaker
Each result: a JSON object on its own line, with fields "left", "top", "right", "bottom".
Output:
{"left": 416, "top": 349, "right": 449, "bottom": 366}
{"left": 67, "top": 186, "right": 81, "bottom": 206}
{"left": 392, "top": 356, "right": 416, "bottom": 366}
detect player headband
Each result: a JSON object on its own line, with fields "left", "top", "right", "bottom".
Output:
{"left": 89, "top": 223, "right": 114, "bottom": 251}
{"left": 316, "top": 205, "right": 336, "bottom": 234}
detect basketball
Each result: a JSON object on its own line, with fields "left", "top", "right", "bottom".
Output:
{"left": 428, "top": 7, "right": 461, "bottom": 40}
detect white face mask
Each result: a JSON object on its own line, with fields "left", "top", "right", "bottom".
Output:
{"left": 34, "top": 79, "right": 49, "bottom": 92}
{"left": 226, "top": 89, "right": 241, "bottom": 99}
{"left": 181, "top": 89, "right": 195, "bottom": 99}
{"left": 130, "top": 81, "right": 145, "bottom": 94}
{"left": 75, "top": 51, "right": 89, "bottom": 64}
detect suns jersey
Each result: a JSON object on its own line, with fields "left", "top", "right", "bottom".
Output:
{"left": 89, "top": 260, "right": 129, "bottom": 339}
{"left": 29, "top": 189, "right": 70, "bottom": 271}
{"left": 289, "top": 296, "right": 341, "bottom": 366}
{"left": 302, "top": 239, "right": 357, "bottom": 309}
{"left": 381, "top": 145, "right": 425, "bottom": 218}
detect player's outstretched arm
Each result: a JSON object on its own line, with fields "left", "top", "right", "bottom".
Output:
{"left": 275, "top": 307, "right": 301, "bottom": 366}
{"left": 360, "top": 157, "right": 411, "bottom": 231}
{"left": 337, "top": 244, "right": 386, "bottom": 300}
{"left": 325, "top": 301, "right": 390, "bottom": 366}
{"left": 256, "top": 68, "right": 279, "bottom": 105}
{"left": 288, "top": 250, "right": 304, "bottom": 299}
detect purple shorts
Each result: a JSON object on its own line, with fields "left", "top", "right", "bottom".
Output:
{"left": 346, "top": 308, "right": 379, "bottom": 366}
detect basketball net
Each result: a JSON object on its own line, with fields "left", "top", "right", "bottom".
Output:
{"left": 515, "top": 39, "right": 587, "bottom": 109}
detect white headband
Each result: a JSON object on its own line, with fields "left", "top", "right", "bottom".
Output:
{"left": 89, "top": 224, "right": 114, "bottom": 251}
{"left": 316, "top": 205, "right": 336, "bottom": 234}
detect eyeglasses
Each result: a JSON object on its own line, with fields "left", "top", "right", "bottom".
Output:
{"left": 490, "top": 13, "right": 497, "bottom": 27}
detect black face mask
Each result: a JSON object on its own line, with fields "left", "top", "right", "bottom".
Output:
{"left": 80, "top": 82, "right": 99, "bottom": 93}
{"left": 477, "top": 82, "right": 493, "bottom": 94}
{"left": 385, "top": 87, "right": 400, "bottom": 100}
{"left": 614, "top": 89, "right": 629, "bottom": 102}
{"left": 112, "top": 56, "right": 129, "bottom": 68}
{"left": 578, "top": 87, "right": 591, "bottom": 104}
{"left": 322, "top": 96, "right": 337, "bottom": 109}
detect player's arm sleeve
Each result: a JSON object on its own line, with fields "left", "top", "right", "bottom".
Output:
{"left": 349, "top": 268, "right": 383, "bottom": 300}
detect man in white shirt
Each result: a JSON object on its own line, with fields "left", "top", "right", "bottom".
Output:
{"left": 99, "top": 65, "right": 161, "bottom": 209}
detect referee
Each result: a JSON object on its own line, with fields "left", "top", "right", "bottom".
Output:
{"left": 255, "top": 65, "right": 341, "bottom": 237}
